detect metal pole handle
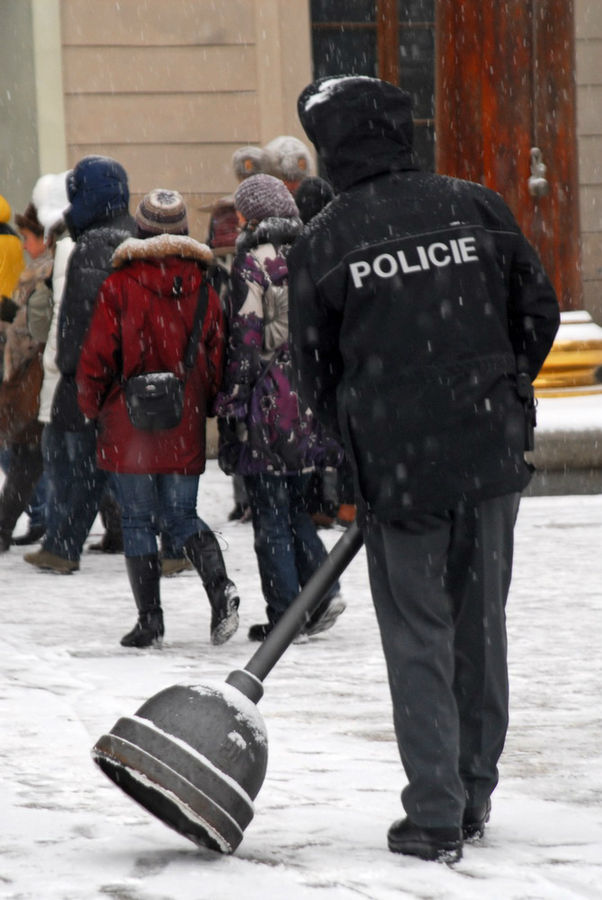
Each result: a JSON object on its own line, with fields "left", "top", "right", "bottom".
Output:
{"left": 226, "top": 521, "right": 364, "bottom": 702}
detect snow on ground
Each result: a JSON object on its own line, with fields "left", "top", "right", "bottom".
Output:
{"left": 1, "top": 460, "right": 602, "bottom": 899}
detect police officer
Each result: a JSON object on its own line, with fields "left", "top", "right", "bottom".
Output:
{"left": 288, "top": 76, "right": 560, "bottom": 863}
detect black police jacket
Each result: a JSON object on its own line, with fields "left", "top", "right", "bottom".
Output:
{"left": 288, "top": 78, "right": 560, "bottom": 522}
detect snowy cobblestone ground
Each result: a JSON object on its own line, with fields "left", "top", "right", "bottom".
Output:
{"left": 1, "top": 461, "right": 601, "bottom": 899}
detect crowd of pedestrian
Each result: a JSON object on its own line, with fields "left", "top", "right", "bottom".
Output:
{"left": 0, "top": 132, "right": 350, "bottom": 650}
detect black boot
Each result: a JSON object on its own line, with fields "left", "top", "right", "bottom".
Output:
{"left": 388, "top": 817, "right": 463, "bottom": 863}
{"left": 184, "top": 532, "right": 240, "bottom": 645}
{"left": 248, "top": 622, "right": 272, "bottom": 642}
{"left": 462, "top": 798, "right": 491, "bottom": 840}
{"left": 13, "top": 523, "right": 46, "bottom": 546}
{"left": 121, "top": 554, "right": 164, "bottom": 648}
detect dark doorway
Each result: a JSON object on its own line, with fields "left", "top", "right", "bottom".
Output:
{"left": 310, "top": 1, "right": 435, "bottom": 172}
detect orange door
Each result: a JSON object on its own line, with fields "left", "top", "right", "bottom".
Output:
{"left": 435, "top": 0, "right": 581, "bottom": 310}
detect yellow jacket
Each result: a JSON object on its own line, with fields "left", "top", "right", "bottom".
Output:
{"left": 0, "top": 194, "right": 25, "bottom": 298}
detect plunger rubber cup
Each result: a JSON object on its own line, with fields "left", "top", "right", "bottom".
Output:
{"left": 92, "top": 522, "right": 363, "bottom": 853}
{"left": 92, "top": 681, "right": 268, "bottom": 853}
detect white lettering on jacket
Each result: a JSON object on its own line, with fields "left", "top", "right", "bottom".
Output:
{"left": 349, "top": 236, "right": 479, "bottom": 288}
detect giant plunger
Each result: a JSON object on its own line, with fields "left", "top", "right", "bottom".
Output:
{"left": 92, "top": 521, "right": 363, "bottom": 852}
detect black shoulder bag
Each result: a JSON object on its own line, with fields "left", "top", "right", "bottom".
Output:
{"left": 124, "top": 281, "right": 209, "bottom": 432}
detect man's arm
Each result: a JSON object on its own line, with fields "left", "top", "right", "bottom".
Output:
{"left": 506, "top": 228, "right": 560, "bottom": 381}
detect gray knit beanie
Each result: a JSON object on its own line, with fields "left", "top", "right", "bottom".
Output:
{"left": 234, "top": 174, "right": 299, "bottom": 223}
{"left": 135, "top": 188, "right": 188, "bottom": 237}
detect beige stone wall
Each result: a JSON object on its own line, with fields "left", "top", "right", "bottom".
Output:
{"left": 59, "top": 0, "right": 313, "bottom": 242}
{"left": 575, "top": 0, "right": 602, "bottom": 323}
{"left": 10, "top": 0, "right": 599, "bottom": 318}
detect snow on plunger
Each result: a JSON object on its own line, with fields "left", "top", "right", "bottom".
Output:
{"left": 91, "top": 522, "right": 363, "bottom": 852}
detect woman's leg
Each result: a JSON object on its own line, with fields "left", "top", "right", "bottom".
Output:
{"left": 113, "top": 473, "right": 163, "bottom": 647}
{"left": 244, "top": 472, "right": 301, "bottom": 625}
{"left": 288, "top": 473, "right": 336, "bottom": 588}
{"left": 155, "top": 473, "right": 207, "bottom": 548}
{"left": 114, "top": 472, "right": 160, "bottom": 557}
{"left": 156, "top": 473, "right": 239, "bottom": 645}
{"left": 0, "top": 439, "right": 44, "bottom": 549}
{"left": 39, "top": 423, "right": 70, "bottom": 550}
{"left": 43, "top": 423, "right": 106, "bottom": 561}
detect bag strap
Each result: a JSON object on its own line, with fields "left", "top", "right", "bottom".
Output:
{"left": 183, "top": 278, "right": 209, "bottom": 373}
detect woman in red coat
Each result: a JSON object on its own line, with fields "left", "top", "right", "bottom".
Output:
{"left": 77, "top": 189, "right": 239, "bottom": 648}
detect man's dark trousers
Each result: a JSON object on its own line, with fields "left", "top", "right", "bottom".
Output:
{"left": 363, "top": 492, "right": 520, "bottom": 828}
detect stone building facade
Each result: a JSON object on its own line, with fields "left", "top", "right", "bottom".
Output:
{"left": 1, "top": 0, "right": 600, "bottom": 318}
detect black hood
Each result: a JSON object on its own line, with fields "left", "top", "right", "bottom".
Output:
{"left": 297, "top": 76, "right": 417, "bottom": 192}
{"left": 235, "top": 215, "right": 303, "bottom": 253}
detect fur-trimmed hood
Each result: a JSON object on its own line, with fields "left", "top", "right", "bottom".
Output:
{"left": 112, "top": 234, "right": 214, "bottom": 269}
{"left": 110, "top": 234, "right": 214, "bottom": 303}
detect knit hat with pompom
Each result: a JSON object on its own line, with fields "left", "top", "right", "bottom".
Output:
{"left": 135, "top": 188, "right": 189, "bottom": 238}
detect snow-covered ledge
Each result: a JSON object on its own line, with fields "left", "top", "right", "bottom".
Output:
{"left": 525, "top": 311, "right": 602, "bottom": 494}
{"left": 526, "top": 393, "right": 602, "bottom": 495}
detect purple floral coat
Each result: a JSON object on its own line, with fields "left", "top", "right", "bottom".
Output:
{"left": 214, "top": 217, "right": 341, "bottom": 476}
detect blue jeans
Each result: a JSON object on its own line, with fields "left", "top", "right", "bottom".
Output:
{"left": 27, "top": 471, "right": 47, "bottom": 527}
{"left": 42, "top": 422, "right": 107, "bottom": 561}
{"left": 244, "top": 472, "right": 339, "bottom": 624}
{"left": 113, "top": 472, "right": 209, "bottom": 558}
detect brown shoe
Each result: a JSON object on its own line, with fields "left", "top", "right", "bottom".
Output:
{"left": 160, "top": 557, "right": 194, "bottom": 577}
{"left": 311, "top": 511, "right": 335, "bottom": 529}
{"left": 23, "top": 549, "right": 79, "bottom": 574}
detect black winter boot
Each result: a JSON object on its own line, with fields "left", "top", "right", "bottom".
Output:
{"left": 13, "top": 523, "right": 46, "bottom": 546}
{"left": 388, "top": 817, "right": 462, "bottom": 863}
{"left": 462, "top": 798, "right": 491, "bottom": 840}
{"left": 121, "top": 554, "right": 164, "bottom": 648}
{"left": 184, "top": 531, "right": 240, "bottom": 645}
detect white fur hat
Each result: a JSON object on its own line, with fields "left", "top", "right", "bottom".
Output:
{"left": 232, "top": 145, "right": 271, "bottom": 182}
{"left": 263, "top": 135, "right": 314, "bottom": 184}
{"left": 31, "top": 171, "right": 70, "bottom": 236}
